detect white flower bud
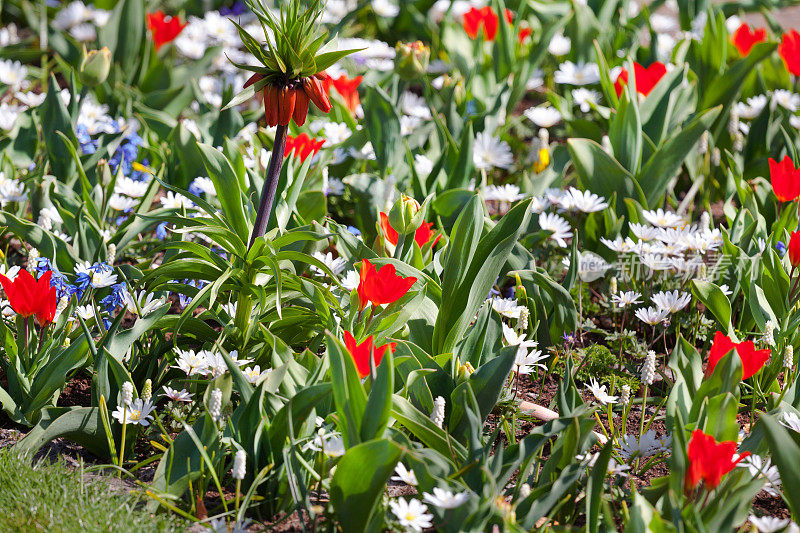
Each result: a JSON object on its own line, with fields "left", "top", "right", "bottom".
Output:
{"left": 620, "top": 384, "right": 631, "bottom": 405}
{"left": 601, "top": 135, "right": 613, "bottom": 155}
{"left": 209, "top": 388, "right": 223, "bottom": 420}
{"left": 27, "top": 248, "right": 40, "bottom": 273}
{"left": 641, "top": 350, "right": 656, "bottom": 385}
{"left": 520, "top": 483, "right": 531, "bottom": 498}
{"left": 538, "top": 128, "right": 549, "bottom": 146}
{"left": 232, "top": 449, "right": 247, "bottom": 480}
{"left": 107, "top": 243, "right": 116, "bottom": 266}
{"left": 141, "top": 379, "right": 152, "bottom": 403}
{"left": 516, "top": 307, "right": 529, "bottom": 332}
{"left": 764, "top": 320, "right": 777, "bottom": 348}
{"left": 54, "top": 296, "right": 69, "bottom": 321}
{"left": 609, "top": 277, "right": 618, "bottom": 296}
{"left": 121, "top": 381, "right": 134, "bottom": 406}
{"left": 733, "top": 132, "right": 744, "bottom": 152}
{"left": 711, "top": 148, "right": 721, "bottom": 166}
{"left": 784, "top": 345, "right": 794, "bottom": 370}
{"left": 727, "top": 109, "right": 739, "bottom": 136}
{"left": 698, "top": 131, "right": 709, "bottom": 155}
{"left": 431, "top": 396, "right": 446, "bottom": 429}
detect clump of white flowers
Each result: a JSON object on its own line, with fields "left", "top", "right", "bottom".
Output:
{"left": 431, "top": 396, "right": 446, "bottom": 428}
{"left": 641, "top": 351, "right": 657, "bottom": 385}
{"left": 784, "top": 346, "right": 794, "bottom": 370}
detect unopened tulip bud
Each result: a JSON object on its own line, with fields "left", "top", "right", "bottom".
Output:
{"left": 80, "top": 46, "right": 111, "bottom": 87}
{"left": 789, "top": 230, "right": 800, "bottom": 267}
{"left": 394, "top": 41, "right": 430, "bottom": 80}
{"left": 388, "top": 194, "right": 422, "bottom": 235}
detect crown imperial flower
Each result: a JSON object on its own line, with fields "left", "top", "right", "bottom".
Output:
{"left": 229, "top": 0, "right": 360, "bottom": 127}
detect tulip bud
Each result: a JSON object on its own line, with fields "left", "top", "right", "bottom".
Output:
{"left": 789, "top": 230, "right": 800, "bottom": 267}
{"left": 388, "top": 194, "right": 422, "bottom": 235}
{"left": 79, "top": 46, "right": 111, "bottom": 87}
{"left": 394, "top": 41, "right": 430, "bottom": 81}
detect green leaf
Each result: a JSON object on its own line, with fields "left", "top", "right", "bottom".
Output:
{"left": 98, "top": 0, "right": 145, "bottom": 79}
{"left": 360, "top": 348, "right": 394, "bottom": 442}
{"left": 609, "top": 83, "right": 643, "bottom": 174}
{"left": 197, "top": 143, "right": 251, "bottom": 242}
{"left": 587, "top": 440, "right": 614, "bottom": 533}
{"left": 39, "top": 75, "right": 77, "bottom": 180}
{"left": 330, "top": 439, "right": 403, "bottom": 533}
{"left": 362, "top": 85, "right": 402, "bottom": 176}
{"left": 691, "top": 280, "right": 732, "bottom": 335}
{"left": 760, "top": 414, "right": 800, "bottom": 517}
{"left": 433, "top": 198, "right": 531, "bottom": 355}
{"left": 327, "top": 333, "right": 367, "bottom": 447}
{"left": 638, "top": 106, "right": 721, "bottom": 207}
{"left": 15, "top": 407, "right": 109, "bottom": 457}
{"left": 567, "top": 138, "right": 645, "bottom": 213}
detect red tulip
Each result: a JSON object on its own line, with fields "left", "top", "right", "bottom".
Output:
{"left": 614, "top": 62, "right": 667, "bottom": 98}
{"left": 356, "top": 259, "right": 417, "bottom": 311}
{"left": 779, "top": 30, "right": 800, "bottom": 76}
{"left": 146, "top": 11, "right": 187, "bottom": 51}
{"left": 685, "top": 429, "right": 749, "bottom": 491}
{"left": 731, "top": 23, "right": 767, "bottom": 56}
{"left": 769, "top": 155, "right": 800, "bottom": 202}
{"left": 379, "top": 212, "right": 441, "bottom": 249}
{"left": 463, "top": 6, "right": 500, "bottom": 41}
{"left": 706, "top": 331, "right": 770, "bottom": 380}
{"left": 331, "top": 75, "right": 362, "bottom": 113}
{"left": 0, "top": 269, "right": 58, "bottom": 326}
{"left": 284, "top": 133, "right": 325, "bottom": 162}
{"left": 789, "top": 231, "right": 800, "bottom": 267}
{"left": 343, "top": 330, "right": 396, "bottom": 378}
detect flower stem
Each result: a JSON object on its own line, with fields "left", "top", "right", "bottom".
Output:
{"left": 118, "top": 406, "right": 127, "bottom": 477}
{"left": 249, "top": 124, "right": 288, "bottom": 248}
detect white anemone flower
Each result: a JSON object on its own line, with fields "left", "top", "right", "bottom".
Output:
{"left": 538, "top": 212, "right": 573, "bottom": 247}
{"left": 781, "top": 412, "right": 800, "bottom": 433}
{"left": 635, "top": 306, "right": 669, "bottom": 325}
{"left": 561, "top": 187, "right": 608, "bottom": 213}
{"left": 422, "top": 488, "right": 470, "bottom": 509}
{"left": 162, "top": 386, "right": 193, "bottom": 402}
{"left": 572, "top": 88, "right": 600, "bottom": 112}
{"left": 611, "top": 291, "right": 642, "bottom": 309}
{"left": 389, "top": 498, "right": 433, "bottom": 532}
{"left": 524, "top": 106, "right": 562, "bottom": 128}
{"left": 651, "top": 290, "right": 692, "bottom": 314}
{"left": 587, "top": 378, "right": 618, "bottom": 405}
{"left": 641, "top": 208, "right": 684, "bottom": 228}
{"left": 554, "top": 61, "right": 601, "bottom": 85}
{"left": 748, "top": 515, "right": 790, "bottom": 533}
{"left": 391, "top": 463, "right": 418, "bottom": 485}
{"left": 473, "top": 132, "right": 513, "bottom": 170}
{"left": 112, "top": 398, "right": 155, "bottom": 426}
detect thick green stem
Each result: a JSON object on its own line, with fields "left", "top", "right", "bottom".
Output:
{"left": 249, "top": 124, "right": 288, "bottom": 248}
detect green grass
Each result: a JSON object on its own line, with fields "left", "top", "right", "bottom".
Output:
{"left": 0, "top": 448, "right": 186, "bottom": 532}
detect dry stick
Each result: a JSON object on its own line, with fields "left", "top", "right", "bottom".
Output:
{"left": 249, "top": 124, "right": 289, "bottom": 248}
{"left": 518, "top": 400, "right": 608, "bottom": 444}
